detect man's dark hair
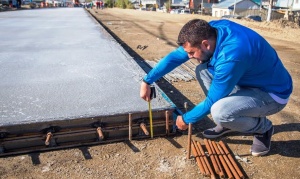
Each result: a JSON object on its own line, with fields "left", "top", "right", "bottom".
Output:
{"left": 177, "top": 19, "right": 217, "bottom": 47}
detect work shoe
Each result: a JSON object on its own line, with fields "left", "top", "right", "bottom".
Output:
{"left": 202, "top": 127, "right": 233, "bottom": 139}
{"left": 251, "top": 126, "right": 274, "bottom": 157}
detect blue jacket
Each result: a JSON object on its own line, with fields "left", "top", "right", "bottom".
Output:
{"left": 143, "top": 20, "right": 293, "bottom": 124}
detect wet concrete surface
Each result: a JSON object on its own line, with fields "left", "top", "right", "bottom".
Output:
{"left": 0, "top": 8, "right": 174, "bottom": 127}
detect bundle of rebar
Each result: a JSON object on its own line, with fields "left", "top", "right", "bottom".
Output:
{"left": 189, "top": 139, "right": 245, "bottom": 179}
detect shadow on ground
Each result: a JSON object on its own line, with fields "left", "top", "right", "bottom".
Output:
{"left": 88, "top": 11, "right": 216, "bottom": 132}
{"left": 207, "top": 123, "right": 300, "bottom": 158}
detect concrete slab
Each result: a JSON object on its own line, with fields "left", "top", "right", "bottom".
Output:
{"left": 0, "top": 8, "right": 175, "bottom": 127}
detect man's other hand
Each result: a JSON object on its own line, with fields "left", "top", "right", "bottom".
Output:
{"left": 140, "top": 81, "right": 151, "bottom": 102}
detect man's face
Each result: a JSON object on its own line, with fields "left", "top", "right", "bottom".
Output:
{"left": 183, "top": 42, "right": 213, "bottom": 64}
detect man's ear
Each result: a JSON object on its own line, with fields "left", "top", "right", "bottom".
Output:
{"left": 201, "top": 40, "right": 210, "bottom": 50}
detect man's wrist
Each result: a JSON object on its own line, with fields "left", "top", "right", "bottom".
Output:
{"left": 142, "top": 78, "right": 151, "bottom": 85}
{"left": 182, "top": 116, "right": 188, "bottom": 125}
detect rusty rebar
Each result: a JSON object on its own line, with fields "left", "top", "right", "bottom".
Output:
{"left": 211, "top": 141, "right": 233, "bottom": 179}
{"left": 96, "top": 127, "right": 104, "bottom": 140}
{"left": 219, "top": 140, "right": 244, "bottom": 179}
{"left": 204, "top": 139, "right": 220, "bottom": 176}
{"left": 196, "top": 141, "right": 216, "bottom": 179}
{"left": 187, "top": 123, "right": 192, "bottom": 159}
{"left": 193, "top": 140, "right": 210, "bottom": 176}
{"left": 45, "top": 132, "right": 52, "bottom": 146}
{"left": 140, "top": 123, "right": 149, "bottom": 135}
{"left": 128, "top": 113, "right": 132, "bottom": 141}
{"left": 206, "top": 139, "right": 225, "bottom": 178}
{"left": 216, "top": 142, "right": 240, "bottom": 179}
{"left": 165, "top": 110, "right": 169, "bottom": 136}
{"left": 191, "top": 140, "right": 205, "bottom": 175}
{"left": 184, "top": 102, "right": 188, "bottom": 112}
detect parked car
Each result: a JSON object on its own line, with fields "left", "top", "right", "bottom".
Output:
{"left": 221, "top": 15, "right": 243, "bottom": 19}
{"left": 245, "top": 15, "right": 262, "bottom": 22}
{"left": 195, "top": 9, "right": 202, "bottom": 14}
{"left": 180, "top": 9, "right": 191, "bottom": 14}
{"left": 150, "top": 7, "right": 156, "bottom": 11}
{"left": 170, "top": 9, "right": 181, "bottom": 14}
{"left": 157, "top": 7, "right": 167, "bottom": 13}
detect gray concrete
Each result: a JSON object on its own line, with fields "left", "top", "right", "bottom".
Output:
{"left": 0, "top": 8, "right": 174, "bottom": 127}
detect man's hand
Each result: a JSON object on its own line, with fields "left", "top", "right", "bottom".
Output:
{"left": 140, "top": 81, "right": 151, "bottom": 102}
{"left": 176, "top": 115, "right": 188, "bottom": 130}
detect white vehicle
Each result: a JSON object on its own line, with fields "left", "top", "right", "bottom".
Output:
{"left": 53, "top": 0, "right": 62, "bottom": 6}
{"left": 157, "top": 7, "right": 167, "bottom": 13}
{"left": 180, "top": 9, "right": 191, "bottom": 14}
{"left": 170, "top": 9, "right": 181, "bottom": 14}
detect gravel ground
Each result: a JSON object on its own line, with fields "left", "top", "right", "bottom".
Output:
{"left": 0, "top": 7, "right": 299, "bottom": 179}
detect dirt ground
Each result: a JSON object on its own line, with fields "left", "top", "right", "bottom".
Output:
{"left": 1, "top": 8, "right": 300, "bottom": 179}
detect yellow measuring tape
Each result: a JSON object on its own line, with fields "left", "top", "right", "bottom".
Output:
{"left": 148, "top": 101, "right": 153, "bottom": 138}
{"left": 148, "top": 85, "right": 156, "bottom": 139}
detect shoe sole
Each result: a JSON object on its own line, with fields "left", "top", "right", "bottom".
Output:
{"left": 251, "top": 127, "right": 274, "bottom": 156}
{"left": 202, "top": 129, "right": 233, "bottom": 139}
{"left": 251, "top": 150, "right": 270, "bottom": 157}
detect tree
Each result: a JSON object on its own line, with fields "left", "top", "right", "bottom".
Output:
{"left": 105, "top": 0, "right": 114, "bottom": 8}
{"left": 114, "top": 0, "right": 134, "bottom": 9}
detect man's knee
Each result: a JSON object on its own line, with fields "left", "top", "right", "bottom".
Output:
{"left": 211, "top": 101, "right": 231, "bottom": 124}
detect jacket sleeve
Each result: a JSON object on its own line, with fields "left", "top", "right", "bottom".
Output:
{"left": 183, "top": 59, "right": 247, "bottom": 124}
{"left": 143, "top": 46, "right": 189, "bottom": 84}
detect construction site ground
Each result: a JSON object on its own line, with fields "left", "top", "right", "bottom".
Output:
{"left": 1, "top": 7, "right": 300, "bottom": 179}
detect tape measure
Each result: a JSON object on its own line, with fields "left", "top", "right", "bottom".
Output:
{"left": 149, "top": 85, "right": 156, "bottom": 138}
